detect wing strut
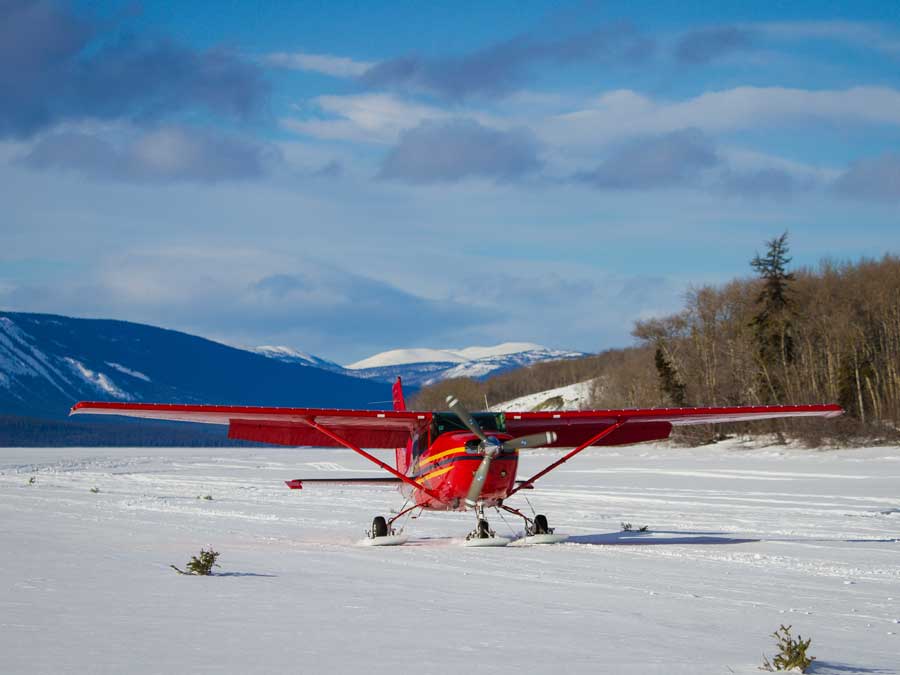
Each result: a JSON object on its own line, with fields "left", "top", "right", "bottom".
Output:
{"left": 301, "top": 418, "right": 439, "bottom": 500}
{"left": 508, "top": 419, "right": 627, "bottom": 497}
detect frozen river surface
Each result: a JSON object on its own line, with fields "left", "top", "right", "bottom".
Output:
{"left": 1, "top": 441, "right": 898, "bottom": 674}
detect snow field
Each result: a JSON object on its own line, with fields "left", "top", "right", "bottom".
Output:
{"left": 1, "top": 441, "right": 898, "bottom": 674}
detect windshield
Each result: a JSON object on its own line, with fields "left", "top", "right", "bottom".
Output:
{"left": 431, "top": 411, "right": 506, "bottom": 437}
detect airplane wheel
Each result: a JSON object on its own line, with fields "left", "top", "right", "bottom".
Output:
{"left": 372, "top": 516, "right": 388, "bottom": 538}
{"left": 476, "top": 519, "right": 490, "bottom": 539}
{"left": 533, "top": 514, "right": 549, "bottom": 535}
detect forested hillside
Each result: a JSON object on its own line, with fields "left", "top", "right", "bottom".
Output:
{"left": 412, "top": 237, "right": 900, "bottom": 445}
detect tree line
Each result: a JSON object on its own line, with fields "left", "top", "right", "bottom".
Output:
{"left": 412, "top": 235, "right": 900, "bottom": 445}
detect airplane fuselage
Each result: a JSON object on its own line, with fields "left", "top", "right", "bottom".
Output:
{"left": 402, "top": 431, "right": 519, "bottom": 510}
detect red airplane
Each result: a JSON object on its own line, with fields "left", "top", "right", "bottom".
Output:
{"left": 71, "top": 378, "right": 842, "bottom": 546}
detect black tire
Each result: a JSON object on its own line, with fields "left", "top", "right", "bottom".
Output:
{"left": 476, "top": 519, "right": 490, "bottom": 539}
{"left": 533, "top": 514, "right": 549, "bottom": 535}
{"left": 372, "top": 516, "right": 388, "bottom": 538}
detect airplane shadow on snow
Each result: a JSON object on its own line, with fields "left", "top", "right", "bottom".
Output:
{"left": 213, "top": 572, "right": 278, "bottom": 578}
{"left": 810, "top": 662, "right": 895, "bottom": 674}
{"left": 567, "top": 530, "right": 898, "bottom": 546}
{"left": 567, "top": 530, "right": 757, "bottom": 546}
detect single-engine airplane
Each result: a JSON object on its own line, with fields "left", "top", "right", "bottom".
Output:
{"left": 71, "top": 378, "right": 843, "bottom": 546}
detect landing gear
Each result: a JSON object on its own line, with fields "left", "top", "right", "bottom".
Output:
{"left": 471, "top": 518, "right": 492, "bottom": 540}
{"left": 532, "top": 514, "right": 550, "bottom": 535}
{"left": 361, "top": 514, "right": 408, "bottom": 546}
{"left": 464, "top": 504, "right": 510, "bottom": 546}
{"left": 371, "top": 516, "right": 388, "bottom": 538}
{"left": 499, "top": 504, "right": 567, "bottom": 544}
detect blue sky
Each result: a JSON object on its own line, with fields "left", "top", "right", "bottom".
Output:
{"left": 2, "top": 0, "right": 899, "bottom": 362}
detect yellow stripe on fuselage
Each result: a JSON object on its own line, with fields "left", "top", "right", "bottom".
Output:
{"left": 420, "top": 465, "right": 454, "bottom": 481}
{"left": 418, "top": 446, "right": 466, "bottom": 468}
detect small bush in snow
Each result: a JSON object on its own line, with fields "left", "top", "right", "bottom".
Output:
{"left": 171, "top": 548, "right": 220, "bottom": 576}
{"left": 27, "top": 476, "right": 36, "bottom": 486}
{"left": 620, "top": 522, "right": 649, "bottom": 532}
{"left": 90, "top": 487, "right": 100, "bottom": 494}
{"left": 197, "top": 495, "right": 213, "bottom": 500}
{"left": 760, "top": 624, "right": 815, "bottom": 672}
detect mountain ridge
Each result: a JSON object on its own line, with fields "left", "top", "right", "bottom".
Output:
{"left": 0, "top": 311, "right": 592, "bottom": 446}
{"left": 252, "top": 342, "right": 588, "bottom": 388}
{"left": 0, "top": 311, "right": 391, "bottom": 422}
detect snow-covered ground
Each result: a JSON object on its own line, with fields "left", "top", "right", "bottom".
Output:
{"left": 494, "top": 379, "right": 595, "bottom": 411}
{"left": 1, "top": 441, "right": 899, "bottom": 674}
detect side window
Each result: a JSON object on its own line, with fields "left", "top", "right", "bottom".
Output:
{"left": 412, "top": 431, "right": 426, "bottom": 458}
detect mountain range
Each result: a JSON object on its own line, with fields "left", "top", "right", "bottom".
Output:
{"left": 0, "top": 312, "right": 587, "bottom": 444}
{"left": 0, "top": 312, "right": 388, "bottom": 421}
{"left": 249, "top": 342, "right": 587, "bottom": 387}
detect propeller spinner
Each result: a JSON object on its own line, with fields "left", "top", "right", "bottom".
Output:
{"left": 445, "top": 395, "right": 556, "bottom": 507}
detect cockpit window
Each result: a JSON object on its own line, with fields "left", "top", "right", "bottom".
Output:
{"left": 432, "top": 411, "right": 506, "bottom": 437}
{"left": 411, "top": 431, "right": 427, "bottom": 458}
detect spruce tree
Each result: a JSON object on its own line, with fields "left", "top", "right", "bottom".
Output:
{"left": 654, "top": 345, "right": 687, "bottom": 406}
{"left": 750, "top": 232, "right": 796, "bottom": 401}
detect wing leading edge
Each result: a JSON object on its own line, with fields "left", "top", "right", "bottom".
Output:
{"left": 69, "top": 401, "right": 431, "bottom": 448}
{"left": 502, "top": 404, "right": 843, "bottom": 447}
{"left": 70, "top": 401, "right": 842, "bottom": 449}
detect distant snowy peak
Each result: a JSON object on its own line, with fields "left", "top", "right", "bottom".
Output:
{"left": 451, "top": 342, "right": 546, "bottom": 362}
{"left": 217, "top": 340, "right": 588, "bottom": 389}
{"left": 346, "top": 342, "right": 548, "bottom": 370}
{"left": 247, "top": 346, "right": 342, "bottom": 372}
{"left": 344, "top": 343, "right": 589, "bottom": 387}
{"left": 346, "top": 348, "right": 464, "bottom": 370}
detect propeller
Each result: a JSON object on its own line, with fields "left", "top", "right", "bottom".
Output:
{"left": 445, "top": 395, "right": 557, "bottom": 508}
{"left": 445, "top": 395, "right": 489, "bottom": 443}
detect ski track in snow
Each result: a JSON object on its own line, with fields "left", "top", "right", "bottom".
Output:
{"left": 1, "top": 442, "right": 898, "bottom": 674}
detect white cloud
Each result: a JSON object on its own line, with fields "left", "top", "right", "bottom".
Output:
{"left": 264, "top": 51, "right": 375, "bottom": 77}
{"left": 546, "top": 86, "right": 900, "bottom": 150}
{"left": 281, "top": 93, "right": 503, "bottom": 144}
{"left": 718, "top": 146, "right": 839, "bottom": 182}
{"left": 281, "top": 94, "right": 445, "bottom": 144}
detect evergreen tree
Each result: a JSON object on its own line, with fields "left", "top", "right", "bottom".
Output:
{"left": 750, "top": 232, "right": 796, "bottom": 401}
{"left": 654, "top": 345, "right": 687, "bottom": 406}
{"left": 171, "top": 548, "right": 220, "bottom": 575}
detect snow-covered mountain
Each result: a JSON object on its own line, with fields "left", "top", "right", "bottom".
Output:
{"left": 246, "top": 342, "right": 589, "bottom": 388}
{"left": 0, "top": 310, "right": 592, "bottom": 438}
{"left": 0, "top": 312, "right": 390, "bottom": 421}
{"left": 245, "top": 345, "right": 344, "bottom": 372}
{"left": 340, "top": 342, "right": 588, "bottom": 387}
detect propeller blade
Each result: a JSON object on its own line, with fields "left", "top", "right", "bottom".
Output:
{"left": 501, "top": 431, "right": 558, "bottom": 451}
{"left": 464, "top": 453, "right": 494, "bottom": 508}
{"left": 445, "top": 395, "right": 488, "bottom": 443}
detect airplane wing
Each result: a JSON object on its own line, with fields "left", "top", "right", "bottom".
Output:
{"left": 72, "top": 400, "right": 842, "bottom": 449}
{"left": 502, "top": 404, "right": 843, "bottom": 447}
{"left": 70, "top": 401, "right": 431, "bottom": 448}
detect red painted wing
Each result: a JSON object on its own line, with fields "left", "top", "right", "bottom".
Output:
{"left": 71, "top": 401, "right": 842, "bottom": 449}
{"left": 502, "top": 404, "right": 843, "bottom": 447}
{"left": 70, "top": 402, "right": 431, "bottom": 448}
